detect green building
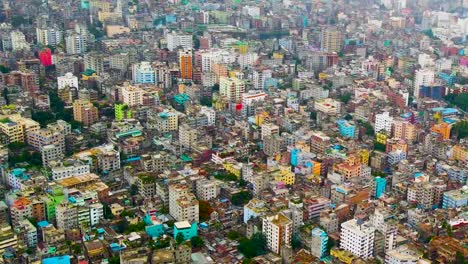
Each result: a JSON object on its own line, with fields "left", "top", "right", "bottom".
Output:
{"left": 115, "top": 104, "right": 132, "bottom": 121}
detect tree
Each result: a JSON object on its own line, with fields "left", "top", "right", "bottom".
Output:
{"left": 103, "top": 203, "right": 114, "bottom": 219}
{"left": 176, "top": 233, "right": 185, "bottom": 244}
{"left": 455, "top": 251, "right": 465, "bottom": 264}
{"left": 0, "top": 65, "right": 10, "bottom": 73}
{"left": 344, "top": 114, "right": 353, "bottom": 121}
{"left": 199, "top": 200, "right": 213, "bottom": 222}
{"left": 200, "top": 96, "right": 212, "bottom": 107}
{"left": 339, "top": 92, "right": 352, "bottom": 104}
{"left": 227, "top": 231, "right": 241, "bottom": 240}
{"left": 190, "top": 236, "right": 204, "bottom": 248}
{"left": 451, "top": 120, "right": 468, "bottom": 139}
{"left": 129, "top": 184, "right": 138, "bottom": 195}
{"left": 291, "top": 234, "right": 301, "bottom": 249}
{"left": 109, "top": 256, "right": 120, "bottom": 264}
{"left": 238, "top": 233, "right": 267, "bottom": 258}
{"left": 231, "top": 191, "right": 253, "bottom": 206}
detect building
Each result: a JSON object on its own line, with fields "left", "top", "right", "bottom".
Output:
{"left": 57, "top": 73, "right": 79, "bottom": 89}
{"left": 0, "top": 114, "right": 40, "bottom": 143}
{"left": 50, "top": 161, "right": 90, "bottom": 181}
{"left": 385, "top": 245, "right": 422, "bottom": 264}
{"left": 166, "top": 32, "right": 193, "bottom": 51}
{"left": 442, "top": 187, "right": 468, "bottom": 208}
{"left": 340, "top": 219, "right": 375, "bottom": 259}
{"left": 73, "top": 99, "right": 99, "bottom": 126}
{"left": 414, "top": 68, "right": 434, "bottom": 98}
{"left": 373, "top": 177, "right": 387, "bottom": 199}
{"left": 337, "top": 119, "right": 356, "bottom": 138}
{"left": 431, "top": 122, "right": 451, "bottom": 140}
{"left": 179, "top": 123, "right": 198, "bottom": 150}
{"left": 219, "top": 77, "right": 245, "bottom": 102}
{"left": 55, "top": 202, "right": 78, "bottom": 229}
{"left": 196, "top": 179, "right": 219, "bottom": 201}
{"left": 169, "top": 183, "right": 199, "bottom": 223}
{"left": 179, "top": 49, "right": 193, "bottom": 80}
{"left": 18, "top": 219, "right": 37, "bottom": 248}
{"left": 375, "top": 112, "right": 394, "bottom": 133}
{"left": 314, "top": 98, "right": 341, "bottom": 115}
{"left": 0, "top": 224, "right": 18, "bottom": 254}
{"left": 36, "top": 27, "right": 62, "bottom": 47}
{"left": 244, "top": 199, "right": 269, "bottom": 223}
{"left": 132, "top": 61, "right": 156, "bottom": 84}
{"left": 321, "top": 27, "right": 342, "bottom": 52}
{"left": 42, "top": 144, "right": 65, "bottom": 166}
{"left": 261, "top": 123, "right": 280, "bottom": 140}
{"left": 392, "top": 120, "right": 417, "bottom": 141}
{"left": 10, "top": 30, "right": 30, "bottom": 51}
{"left": 262, "top": 213, "right": 293, "bottom": 255}
{"left": 173, "top": 221, "right": 197, "bottom": 240}
{"left": 310, "top": 227, "right": 328, "bottom": 259}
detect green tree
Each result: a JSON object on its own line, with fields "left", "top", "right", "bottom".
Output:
{"left": 339, "top": 92, "right": 352, "bottom": 104}
{"left": 109, "top": 256, "right": 120, "bottom": 264}
{"left": 344, "top": 114, "right": 353, "bottom": 121}
{"left": 0, "top": 65, "right": 10, "bottom": 73}
{"left": 190, "top": 236, "right": 204, "bottom": 248}
{"left": 455, "top": 251, "right": 465, "bottom": 264}
{"left": 238, "top": 233, "right": 267, "bottom": 258}
{"left": 227, "top": 231, "right": 241, "bottom": 240}
{"left": 231, "top": 191, "right": 253, "bottom": 206}
{"left": 129, "top": 184, "right": 138, "bottom": 195}
{"left": 291, "top": 234, "right": 301, "bottom": 249}
{"left": 176, "top": 233, "right": 185, "bottom": 244}
{"left": 451, "top": 120, "right": 468, "bottom": 139}
{"left": 200, "top": 96, "right": 212, "bottom": 107}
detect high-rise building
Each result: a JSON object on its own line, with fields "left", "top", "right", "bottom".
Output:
{"left": 166, "top": 32, "right": 193, "bottom": 51}
{"left": 414, "top": 68, "right": 434, "bottom": 99}
{"left": 219, "top": 77, "right": 245, "bottom": 102}
{"left": 132, "top": 61, "right": 156, "bottom": 84}
{"left": 179, "top": 49, "right": 193, "bottom": 80}
{"left": 178, "top": 123, "right": 198, "bottom": 150}
{"left": 73, "top": 99, "right": 99, "bottom": 126}
{"left": 373, "top": 177, "right": 387, "bottom": 199}
{"left": 41, "top": 144, "right": 65, "bottom": 167}
{"left": 39, "top": 48, "right": 53, "bottom": 66}
{"left": 262, "top": 213, "right": 293, "bottom": 255}
{"left": 169, "top": 183, "right": 199, "bottom": 223}
{"left": 392, "top": 120, "right": 417, "bottom": 141}
{"left": 371, "top": 208, "right": 397, "bottom": 257}
{"left": 320, "top": 27, "right": 343, "bottom": 52}
{"left": 84, "top": 53, "right": 107, "bottom": 75}
{"left": 36, "top": 27, "right": 63, "bottom": 47}
{"left": 375, "top": 112, "right": 394, "bottom": 133}
{"left": 340, "top": 219, "right": 375, "bottom": 259}
{"left": 10, "top": 30, "right": 30, "bottom": 51}
{"left": 0, "top": 224, "right": 18, "bottom": 254}
{"left": 310, "top": 227, "right": 329, "bottom": 259}
{"left": 57, "top": 72, "right": 79, "bottom": 89}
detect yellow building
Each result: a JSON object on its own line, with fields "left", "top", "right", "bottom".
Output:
{"left": 223, "top": 162, "right": 241, "bottom": 179}
{"left": 358, "top": 149, "right": 370, "bottom": 165}
{"left": 331, "top": 249, "right": 356, "bottom": 264}
{"left": 0, "top": 114, "right": 40, "bottom": 143}
{"left": 311, "top": 160, "right": 321, "bottom": 175}
{"left": 375, "top": 132, "right": 388, "bottom": 144}
{"left": 273, "top": 165, "right": 295, "bottom": 185}
{"left": 452, "top": 145, "right": 467, "bottom": 162}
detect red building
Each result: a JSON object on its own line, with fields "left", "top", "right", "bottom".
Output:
{"left": 39, "top": 48, "right": 52, "bottom": 67}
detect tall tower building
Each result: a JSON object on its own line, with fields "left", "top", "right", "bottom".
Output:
{"left": 320, "top": 27, "right": 343, "bottom": 52}
{"left": 340, "top": 219, "right": 375, "bottom": 259}
{"left": 179, "top": 50, "right": 193, "bottom": 80}
{"left": 219, "top": 77, "right": 245, "bottom": 103}
{"left": 73, "top": 99, "right": 99, "bottom": 126}
{"left": 132, "top": 62, "right": 156, "bottom": 84}
{"left": 262, "top": 213, "right": 293, "bottom": 255}
{"left": 414, "top": 68, "right": 434, "bottom": 99}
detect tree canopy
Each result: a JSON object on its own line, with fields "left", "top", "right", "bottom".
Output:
{"left": 238, "top": 233, "right": 267, "bottom": 258}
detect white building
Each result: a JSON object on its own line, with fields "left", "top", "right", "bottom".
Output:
{"left": 219, "top": 77, "right": 245, "bottom": 102}
{"left": 414, "top": 68, "right": 435, "bottom": 98}
{"left": 199, "top": 106, "right": 216, "bottom": 126}
{"left": 166, "top": 32, "right": 193, "bottom": 51}
{"left": 375, "top": 112, "right": 394, "bottom": 133}
{"left": 385, "top": 245, "right": 422, "bottom": 264}
{"left": 36, "top": 27, "right": 62, "bottom": 47}
{"left": 169, "top": 183, "right": 199, "bottom": 223}
{"left": 10, "top": 31, "right": 30, "bottom": 51}
{"left": 196, "top": 179, "right": 219, "bottom": 201}
{"left": 262, "top": 213, "right": 293, "bottom": 254}
{"left": 57, "top": 72, "right": 79, "bottom": 89}
{"left": 253, "top": 69, "right": 272, "bottom": 90}
{"left": 50, "top": 162, "right": 90, "bottom": 181}
{"left": 132, "top": 61, "right": 156, "bottom": 84}
{"left": 89, "top": 203, "right": 104, "bottom": 226}
{"left": 41, "top": 144, "right": 65, "bottom": 167}
{"left": 261, "top": 123, "right": 280, "bottom": 140}
{"left": 178, "top": 124, "right": 197, "bottom": 150}
{"left": 340, "top": 219, "right": 375, "bottom": 259}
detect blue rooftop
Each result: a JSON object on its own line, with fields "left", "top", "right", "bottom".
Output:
{"left": 37, "top": 221, "right": 49, "bottom": 228}
{"left": 42, "top": 255, "right": 71, "bottom": 264}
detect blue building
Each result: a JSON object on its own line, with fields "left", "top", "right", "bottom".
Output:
{"left": 438, "top": 72, "right": 457, "bottom": 86}
{"left": 291, "top": 149, "right": 300, "bottom": 166}
{"left": 337, "top": 119, "right": 356, "bottom": 138}
{"left": 80, "top": 0, "right": 90, "bottom": 9}
{"left": 374, "top": 177, "right": 387, "bottom": 199}
{"left": 311, "top": 228, "right": 328, "bottom": 259}
{"left": 174, "top": 221, "right": 197, "bottom": 240}
{"left": 442, "top": 188, "right": 468, "bottom": 209}
{"left": 132, "top": 62, "right": 156, "bottom": 84}
{"left": 144, "top": 215, "right": 165, "bottom": 238}
{"left": 419, "top": 85, "right": 446, "bottom": 100}
{"left": 42, "top": 255, "right": 71, "bottom": 264}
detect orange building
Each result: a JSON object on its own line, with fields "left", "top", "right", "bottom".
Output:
{"left": 73, "top": 99, "right": 99, "bottom": 126}
{"left": 179, "top": 49, "right": 193, "bottom": 80}
{"left": 452, "top": 145, "right": 467, "bottom": 162}
{"left": 334, "top": 155, "right": 361, "bottom": 179}
{"left": 431, "top": 122, "right": 451, "bottom": 140}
